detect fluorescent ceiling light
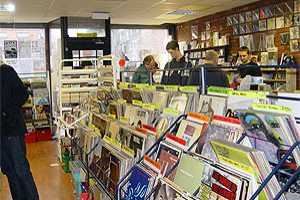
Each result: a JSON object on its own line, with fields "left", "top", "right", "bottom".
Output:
{"left": 92, "top": 12, "right": 109, "bottom": 19}
{"left": 167, "top": 10, "right": 198, "bottom": 15}
{"left": 0, "top": 3, "right": 15, "bottom": 12}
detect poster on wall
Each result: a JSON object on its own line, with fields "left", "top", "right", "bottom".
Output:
{"left": 31, "top": 40, "right": 44, "bottom": 58}
{"left": 19, "top": 40, "right": 32, "bottom": 58}
{"left": 4, "top": 40, "right": 17, "bottom": 58}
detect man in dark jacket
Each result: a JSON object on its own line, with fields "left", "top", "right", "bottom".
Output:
{"left": 160, "top": 40, "right": 192, "bottom": 85}
{"left": 1, "top": 62, "right": 39, "bottom": 199}
{"left": 188, "top": 50, "right": 229, "bottom": 89}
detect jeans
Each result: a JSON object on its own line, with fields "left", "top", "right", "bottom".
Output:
{"left": 1, "top": 134, "right": 39, "bottom": 200}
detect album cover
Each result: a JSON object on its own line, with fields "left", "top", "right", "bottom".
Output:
{"left": 227, "top": 15, "right": 233, "bottom": 26}
{"left": 201, "top": 31, "right": 206, "bottom": 41}
{"left": 285, "top": 14, "right": 294, "bottom": 27}
{"left": 280, "top": 32, "right": 290, "bottom": 45}
{"left": 129, "top": 133, "right": 145, "bottom": 158}
{"left": 117, "top": 126, "right": 132, "bottom": 147}
{"left": 295, "top": 0, "right": 300, "bottom": 13}
{"left": 284, "top": 1, "right": 294, "bottom": 14}
{"left": 290, "top": 26, "right": 300, "bottom": 39}
{"left": 98, "top": 146, "right": 110, "bottom": 185}
{"left": 124, "top": 105, "right": 138, "bottom": 126}
{"left": 154, "top": 180, "right": 185, "bottom": 200}
{"left": 205, "top": 31, "right": 211, "bottom": 40}
{"left": 260, "top": 7, "right": 267, "bottom": 19}
{"left": 265, "top": 34, "right": 275, "bottom": 49}
{"left": 252, "top": 10, "right": 259, "bottom": 21}
{"left": 276, "top": 16, "right": 284, "bottom": 28}
{"left": 176, "top": 119, "right": 205, "bottom": 149}
{"left": 267, "top": 5, "right": 275, "bottom": 17}
{"left": 233, "top": 24, "right": 239, "bottom": 35}
{"left": 152, "top": 91, "right": 168, "bottom": 108}
{"left": 108, "top": 154, "right": 121, "bottom": 195}
{"left": 239, "top": 24, "right": 246, "bottom": 35}
{"left": 245, "top": 22, "right": 253, "bottom": 33}
{"left": 169, "top": 93, "right": 188, "bottom": 114}
{"left": 155, "top": 117, "right": 170, "bottom": 135}
{"left": 259, "top": 19, "right": 267, "bottom": 31}
{"left": 121, "top": 89, "right": 132, "bottom": 104}
{"left": 252, "top": 21, "right": 259, "bottom": 32}
{"left": 157, "top": 150, "right": 179, "bottom": 180}
{"left": 205, "top": 21, "right": 211, "bottom": 31}
{"left": 233, "top": 14, "right": 239, "bottom": 24}
{"left": 134, "top": 109, "right": 150, "bottom": 128}
{"left": 245, "top": 11, "right": 252, "bottom": 22}
{"left": 191, "top": 25, "right": 198, "bottom": 40}
{"left": 290, "top": 39, "right": 300, "bottom": 52}
{"left": 267, "top": 17, "right": 276, "bottom": 30}
{"left": 198, "top": 95, "right": 227, "bottom": 117}
{"left": 124, "top": 166, "right": 151, "bottom": 200}
{"left": 239, "top": 12, "right": 246, "bottom": 24}
{"left": 294, "top": 13, "right": 300, "bottom": 25}
{"left": 275, "top": 3, "right": 285, "bottom": 16}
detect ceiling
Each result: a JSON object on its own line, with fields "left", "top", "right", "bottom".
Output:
{"left": 0, "top": 0, "right": 260, "bottom": 25}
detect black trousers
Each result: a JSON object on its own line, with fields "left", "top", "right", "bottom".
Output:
{"left": 1, "top": 134, "right": 39, "bottom": 200}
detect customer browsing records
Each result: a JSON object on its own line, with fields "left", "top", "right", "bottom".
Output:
{"left": 160, "top": 40, "right": 193, "bottom": 85}
{"left": 235, "top": 46, "right": 262, "bottom": 89}
{"left": 188, "top": 50, "right": 229, "bottom": 89}
{"left": 132, "top": 55, "right": 158, "bottom": 84}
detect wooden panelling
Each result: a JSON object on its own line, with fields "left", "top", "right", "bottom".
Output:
{"left": 177, "top": 0, "right": 300, "bottom": 89}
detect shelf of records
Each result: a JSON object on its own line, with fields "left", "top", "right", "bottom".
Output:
{"left": 184, "top": 45, "right": 228, "bottom": 65}
{"left": 226, "top": 0, "right": 300, "bottom": 36}
{"left": 58, "top": 55, "right": 116, "bottom": 116}
{"left": 22, "top": 79, "right": 51, "bottom": 128}
{"left": 56, "top": 84, "right": 300, "bottom": 200}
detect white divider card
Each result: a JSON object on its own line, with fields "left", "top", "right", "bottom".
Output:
{"left": 143, "top": 155, "right": 161, "bottom": 174}
{"left": 227, "top": 90, "right": 268, "bottom": 110}
{"left": 165, "top": 133, "right": 187, "bottom": 150}
{"left": 251, "top": 103, "right": 292, "bottom": 114}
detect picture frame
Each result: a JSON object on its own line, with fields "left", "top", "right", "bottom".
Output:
{"left": 290, "top": 39, "right": 299, "bottom": 52}
{"left": 280, "top": 32, "right": 290, "bottom": 45}
{"left": 275, "top": 3, "right": 285, "bottom": 16}
{"left": 276, "top": 16, "right": 284, "bottom": 28}
{"left": 239, "top": 24, "right": 246, "bottom": 35}
{"left": 239, "top": 12, "right": 246, "bottom": 23}
{"left": 266, "top": 5, "right": 275, "bottom": 17}
{"left": 245, "top": 11, "right": 252, "bottom": 22}
{"left": 191, "top": 25, "right": 198, "bottom": 40}
{"left": 260, "top": 7, "right": 267, "bottom": 19}
{"left": 252, "top": 20, "right": 260, "bottom": 32}
{"left": 227, "top": 15, "right": 233, "bottom": 26}
{"left": 233, "top": 24, "right": 239, "bottom": 35}
{"left": 285, "top": 14, "right": 293, "bottom": 27}
{"left": 252, "top": 9, "right": 259, "bottom": 21}
{"left": 246, "top": 22, "right": 253, "bottom": 33}
{"left": 294, "top": 13, "right": 300, "bottom": 25}
{"left": 259, "top": 19, "right": 267, "bottom": 31}
{"left": 233, "top": 14, "right": 239, "bottom": 24}
{"left": 205, "top": 21, "right": 211, "bottom": 31}
{"left": 267, "top": 17, "right": 276, "bottom": 30}
{"left": 295, "top": 0, "right": 300, "bottom": 13}
{"left": 284, "top": 1, "right": 294, "bottom": 14}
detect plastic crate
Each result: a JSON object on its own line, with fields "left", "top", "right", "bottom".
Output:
{"left": 25, "top": 131, "right": 37, "bottom": 143}
{"left": 36, "top": 128, "right": 52, "bottom": 141}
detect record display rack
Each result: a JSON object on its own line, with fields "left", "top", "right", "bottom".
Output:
{"left": 116, "top": 113, "right": 300, "bottom": 200}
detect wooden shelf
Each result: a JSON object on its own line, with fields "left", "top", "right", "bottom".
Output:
{"left": 264, "top": 79, "right": 286, "bottom": 83}
{"left": 184, "top": 45, "right": 229, "bottom": 53}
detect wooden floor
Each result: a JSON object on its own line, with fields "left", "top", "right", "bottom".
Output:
{"left": 0, "top": 140, "right": 75, "bottom": 200}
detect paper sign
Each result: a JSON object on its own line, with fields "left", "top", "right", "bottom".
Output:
{"left": 251, "top": 103, "right": 292, "bottom": 114}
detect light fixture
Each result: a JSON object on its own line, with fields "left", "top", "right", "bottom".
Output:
{"left": 92, "top": 12, "right": 109, "bottom": 19}
{"left": 167, "top": 10, "right": 198, "bottom": 16}
{"left": 0, "top": 3, "right": 15, "bottom": 12}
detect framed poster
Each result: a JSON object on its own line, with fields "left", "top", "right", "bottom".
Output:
{"left": 252, "top": 9, "right": 259, "bottom": 21}
{"left": 4, "top": 40, "right": 17, "bottom": 59}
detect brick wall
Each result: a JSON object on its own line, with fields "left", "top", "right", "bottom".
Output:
{"left": 177, "top": 0, "right": 300, "bottom": 89}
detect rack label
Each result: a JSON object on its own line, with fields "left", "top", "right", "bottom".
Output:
{"left": 132, "top": 100, "right": 143, "bottom": 106}
{"left": 251, "top": 103, "right": 292, "bottom": 114}
{"left": 179, "top": 86, "right": 198, "bottom": 93}
{"left": 229, "top": 91, "right": 266, "bottom": 98}
{"left": 207, "top": 87, "right": 230, "bottom": 95}
{"left": 142, "top": 103, "right": 157, "bottom": 110}
{"left": 94, "top": 128, "right": 101, "bottom": 135}
{"left": 164, "top": 85, "right": 178, "bottom": 91}
{"left": 163, "top": 108, "right": 180, "bottom": 116}
{"left": 135, "top": 83, "right": 148, "bottom": 89}
{"left": 144, "top": 85, "right": 156, "bottom": 90}
{"left": 143, "top": 155, "right": 161, "bottom": 171}
{"left": 120, "top": 116, "right": 129, "bottom": 123}
{"left": 111, "top": 139, "right": 121, "bottom": 149}
{"left": 103, "top": 136, "right": 112, "bottom": 143}
{"left": 121, "top": 145, "right": 135, "bottom": 156}
{"left": 108, "top": 113, "right": 116, "bottom": 120}
{"left": 119, "top": 82, "right": 129, "bottom": 89}
{"left": 117, "top": 99, "right": 127, "bottom": 104}
{"left": 187, "top": 112, "right": 210, "bottom": 123}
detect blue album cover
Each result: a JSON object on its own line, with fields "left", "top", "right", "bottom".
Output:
{"left": 123, "top": 166, "right": 151, "bottom": 200}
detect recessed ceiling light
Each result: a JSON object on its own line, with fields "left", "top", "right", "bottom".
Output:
{"left": 167, "top": 10, "right": 198, "bottom": 15}
{"left": 0, "top": 3, "right": 15, "bottom": 12}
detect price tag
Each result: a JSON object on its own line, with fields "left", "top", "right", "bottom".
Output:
{"left": 207, "top": 87, "right": 230, "bottom": 95}
{"left": 120, "top": 116, "right": 129, "bottom": 123}
{"left": 121, "top": 145, "right": 135, "bottom": 156}
{"left": 143, "top": 103, "right": 156, "bottom": 110}
{"left": 143, "top": 155, "right": 161, "bottom": 171}
{"left": 229, "top": 91, "right": 266, "bottom": 98}
{"left": 163, "top": 108, "right": 180, "bottom": 116}
{"left": 251, "top": 103, "right": 292, "bottom": 114}
{"left": 132, "top": 100, "right": 143, "bottom": 106}
{"left": 119, "top": 82, "right": 129, "bottom": 89}
{"left": 111, "top": 139, "right": 121, "bottom": 149}
{"left": 179, "top": 86, "right": 198, "bottom": 93}
{"left": 164, "top": 85, "right": 178, "bottom": 91}
{"left": 135, "top": 83, "right": 148, "bottom": 89}
{"left": 117, "top": 99, "right": 127, "bottom": 104}
{"left": 103, "top": 136, "right": 112, "bottom": 143}
{"left": 187, "top": 112, "right": 210, "bottom": 123}
{"left": 144, "top": 85, "right": 156, "bottom": 90}
{"left": 108, "top": 113, "right": 116, "bottom": 120}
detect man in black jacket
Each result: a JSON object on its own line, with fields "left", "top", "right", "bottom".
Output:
{"left": 160, "top": 40, "right": 193, "bottom": 85}
{"left": 188, "top": 50, "right": 229, "bottom": 89}
{"left": 1, "top": 62, "right": 39, "bottom": 199}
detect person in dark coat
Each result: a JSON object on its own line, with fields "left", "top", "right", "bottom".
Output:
{"left": 160, "top": 40, "right": 193, "bottom": 85}
{"left": 188, "top": 50, "right": 229, "bottom": 89}
{"left": 1, "top": 61, "right": 39, "bottom": 200}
